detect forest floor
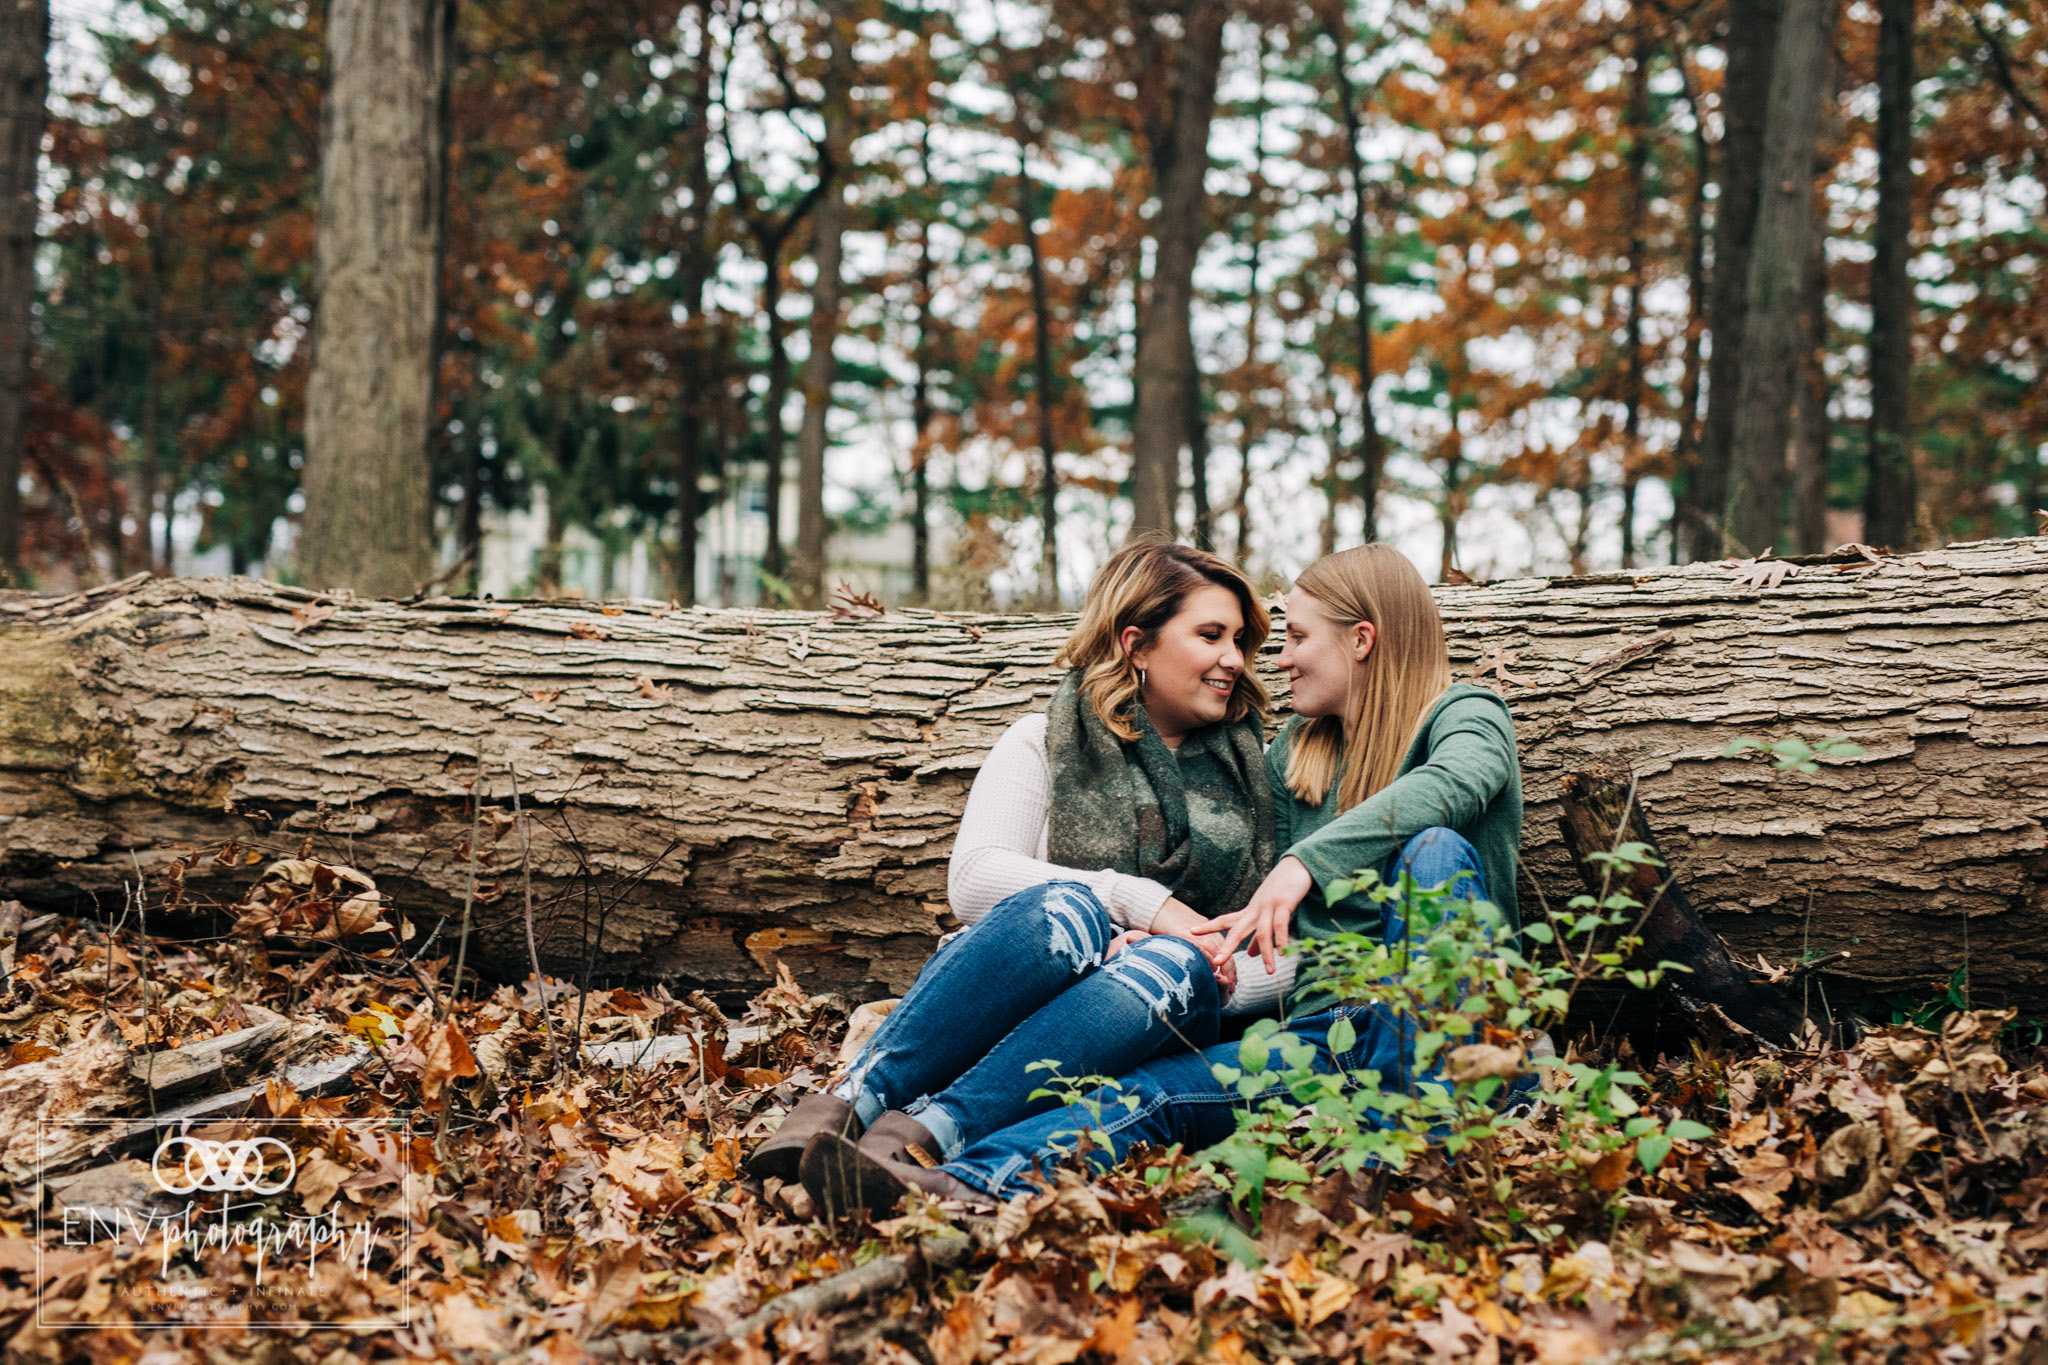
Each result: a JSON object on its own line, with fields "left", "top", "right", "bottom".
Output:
{"left": 3, "top": 896, "right": 2046, "bottom": 1365}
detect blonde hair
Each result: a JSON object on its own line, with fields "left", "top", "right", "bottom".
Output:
{"left": 1283, "top": 544, "right": 1453, "bottom": 810}
{"left": 1057, "top": 538, "right": 1271, "bottom": 742}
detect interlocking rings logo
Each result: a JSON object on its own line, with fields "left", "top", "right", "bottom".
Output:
{"left": 151, "top": 1135, "right": 297, "bottom": 1196}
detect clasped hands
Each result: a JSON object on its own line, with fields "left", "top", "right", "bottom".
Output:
{"left": 1104, "top": 856, "right": 1317, "bottom": 990}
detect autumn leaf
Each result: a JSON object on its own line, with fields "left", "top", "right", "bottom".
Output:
{"left": 419, "top": 1019, "right": 479, "bottom": 1103}
{"left": 431, "top": 1291, "right": 503, "bottom": 1352}
{"left": 1470, "top": 646, "right": 1531, "bottom": 690}
{"left": 1728, "top": 553, "right": 1798, "bottom": 590}
{"left": 568, "top": 621, "right": 608, "bottom": 640}
{"left": 290, "top": 603, "right": 337, "bottom": 633}
{"left": 633, "top": 675, "right": 672, "bottom": 701}
{"left": 828, "top": 581, "right": 884, "bottom": 620}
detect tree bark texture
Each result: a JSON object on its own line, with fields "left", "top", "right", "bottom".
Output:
{"left": 3, "top": 539, "right": 2046, "bottom": 1004}
{"left": 297, "top": 0, "right": 454, "bottom": 598}
{"left": 1864, "top": 0, "right": 1918, "bottom": 551}
{"left": 790, "top": 5, "right": 854, "bottom": 610}
{"left": 0, "top": 0, "right": 50, "bottom": 577}
{"left": 1688, "top": 0, "right": 1782, "bottom": 560}
{"left": 1725, "top": 0, "right": 1833, "bottom": 557}
{"left": 1126, "top": 0, "right": 1225, "bottom": 539}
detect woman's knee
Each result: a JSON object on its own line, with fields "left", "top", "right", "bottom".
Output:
{"left": 1393, "top": 827, "right": 1484, "bottom": 901}
{"left": 981, "top": 880, "right": 1116, "bottom": 972}
{"left": 1101, "top": 935, "right": 1220, "bottom": 1022}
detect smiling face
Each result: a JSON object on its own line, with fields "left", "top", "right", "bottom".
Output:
{"left": 1123, "top": 584, "right": 1249, "bottom": 744}
{"left": 1277, "top": 587, "right": 1375, "bottom": 720}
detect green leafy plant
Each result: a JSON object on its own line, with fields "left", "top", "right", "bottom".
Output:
{"left": 1193, "top": 841, "right": 1703, "bottom": 1242}
{"left": 1026, "top": 1060, "right": 1137, "bottom": 1160}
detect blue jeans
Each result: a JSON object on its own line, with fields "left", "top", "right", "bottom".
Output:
{"left": 942, "top": 827, "right": 1488, "bottom": 1199}
{"left": 830, "top": 881, "right": 1222, "bottom": 1160}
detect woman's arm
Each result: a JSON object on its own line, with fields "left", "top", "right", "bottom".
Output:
{"left": 1198, "top": 692, "right": 1518, "bottom": 967}
{"left": 947, "top": 714, "right": 1176, "bottom": 930}
{"left": 1284, "top": 694, "right": 1517, "bottom": 910}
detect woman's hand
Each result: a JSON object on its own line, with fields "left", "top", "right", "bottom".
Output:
{"left": 1139, "top": 898, "right": 1239, "bottom": 993}
{"left": 1192, "top": 856, "right": 1315, "bottom": 974}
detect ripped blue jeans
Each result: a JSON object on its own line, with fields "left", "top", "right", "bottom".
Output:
{"left": 830, "top": 882, "right": 1221, "bottom": 1162}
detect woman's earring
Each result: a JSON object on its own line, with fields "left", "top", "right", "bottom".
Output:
{"left": 1137, "top": 667, "right": 1148, "bottom": 692}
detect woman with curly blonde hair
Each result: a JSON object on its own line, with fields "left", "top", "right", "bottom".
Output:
{"left": 746, "top": 540, "right": 1294, "bottom": 1213}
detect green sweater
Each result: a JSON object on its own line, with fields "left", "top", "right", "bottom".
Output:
{"left": 1270, "top": 683, "right": 1524, "bottom": 1017}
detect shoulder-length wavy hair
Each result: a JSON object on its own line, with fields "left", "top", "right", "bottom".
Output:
{"left": 1057, "top": 538, "right": 1272, "bottom": 742}
{"left": 1283, "top": 544, "right": 1452, "bottom": 810}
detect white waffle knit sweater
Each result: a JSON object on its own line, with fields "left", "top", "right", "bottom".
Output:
{"left": 947, "top": 712, "right": 1294, "bottom": 1017}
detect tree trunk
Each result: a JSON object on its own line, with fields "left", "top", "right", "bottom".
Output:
{"left": 910, "top": 187, "right": 934, "bottom": 606}
{"left": 790, "top": 6, "right": 853, "bottom": 610}
{"left": 1671, "top": 48, "right": 1711, "bottom": 565}
{"left": 298, "top": 0, "right": 454, "bottom": 597}
{"left": 1126, "top": 0, "right": 1225, "bottom": 539}
{"left": 1789, "top": 224, "right": 1831, "bottom": 554}
{"left": 1020, "top": 158, "right": 1058, "bottom": 602}
{"left": 5, "top": 538, "right": 2046, "bottom": 1005}
{"left": 1619, "top": 29, "right": 1651, "bottom": 569}
{"left": 1688, "top": 0, "right": 1782, "bottom": 560}
{"left": 1186, "top": 335, "right": 1212, "bottom": 551}
{"left": 673, "top": 0, "right": 716, "bottom": 608}
{"left": 1439, "top": 435, "right": 1463, "bottom": 579}
{"left": 0, "top": 0, "right": 49, "bottom": 580}
{"left": 1864, "top": 0, "right": 1918, "bottom": 551}
{"left": 1725, "top": 0, "right": 1832, "bottom": 557}
{"left": 761, "top": 260, "right": 790, "bottom": 584}
{"left": 1324, "top": 0, "right": 1382, "bottom": 543}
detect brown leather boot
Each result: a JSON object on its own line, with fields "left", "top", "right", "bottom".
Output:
{"left": 799, "top": 1130, "right": 996, "bottom": 1218}
{"left": 857, "top": 1110, "right": 941, "bottom": 1167}
{"left": 743, "top": 1092, "right": 861, "bottom": 1185}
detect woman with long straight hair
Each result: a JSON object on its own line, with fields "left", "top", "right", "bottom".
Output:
{"left": 804, "top": 543, "right": 1523, "bottom": 1210}
{"left": 747, "top": 540, "right": 1295, "bottom": 1211}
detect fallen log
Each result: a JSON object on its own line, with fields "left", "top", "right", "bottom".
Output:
{"left": 1556, "top": 772, "right": 1812, "bottom": 1047}
{"left": 3, "top": 538, "right": 2045, "bottom": 1002}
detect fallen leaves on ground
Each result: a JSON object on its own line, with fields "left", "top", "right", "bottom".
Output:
{"left": 1, "top": 911, "right": 2043, "bottom": 1363}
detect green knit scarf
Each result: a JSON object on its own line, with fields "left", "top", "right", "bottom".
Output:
{"left": 1044, "top": 670, "right": 1275, "bottom": 919}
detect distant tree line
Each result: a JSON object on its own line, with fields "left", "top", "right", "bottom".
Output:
{"left": 0, "top": 0, "right": 2041, "bottom": 601}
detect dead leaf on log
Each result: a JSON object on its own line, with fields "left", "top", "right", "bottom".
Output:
{"left": 569, "top": 621, "right": 609, "bottom": 640}
{"left": 291, "top": 602, "right": 337, "bottom": 632}
{"left": 634, "top": 676, "right": 672, "bottom": 702}
{"left": 1728, "top": 553, "right": 1798, "bottom": 590}
{"left": 1471, "top": 646, "right": 1531, "bottom": 690}
{"left": 744, "top": 927, "right": 834, "bottom": 973}
{"left": 1442, "top": 567, "right": 1475, "bottom": 585}
{"left": 829, "top": 582, "right": 884, "bottom": 620}
{"left": 1581, "top": 629, "right": 1677, "bottom": 682}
